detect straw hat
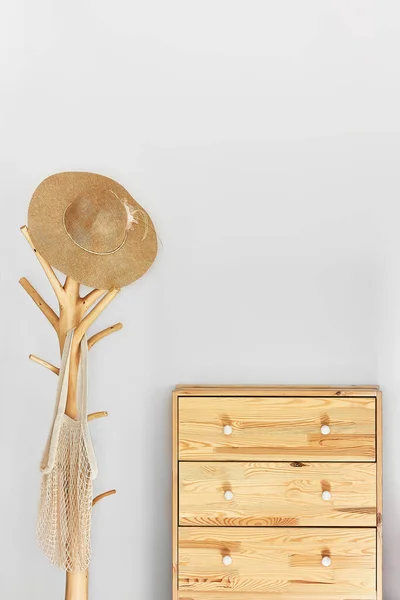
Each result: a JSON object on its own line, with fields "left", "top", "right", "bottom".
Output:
{"left": 28, "top": 172, "right": 157, "bottom": 289}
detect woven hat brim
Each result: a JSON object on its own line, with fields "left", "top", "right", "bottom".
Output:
{"left": 28, "top": 172, "right": 157, "bottom": 289}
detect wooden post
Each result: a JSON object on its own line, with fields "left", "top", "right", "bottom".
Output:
{"left": 65, "top": 572, "right": 88, "bottom": 600}
{"left": 20, "top": 225, "right": 120, "bottom": 600}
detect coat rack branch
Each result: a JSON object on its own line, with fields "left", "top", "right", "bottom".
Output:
{"left": 75, "top": 289, "right": 120, "bottom": 342}
{"left": 87, "top": 411, "right": 108, "bottom": 422}
{"left": 20, "top": 225, "right": 65, "bottom": 301}
{"left": 92, "top": 490, "right": 117, "bottom": 506}
{"left": 29, "top": 320, "right": 123, "bottom": 375}
{"left": 29, "top": 354, "right": 59, "bottom": 374}
{"left": 19, "top": 277, "right": 59, "bottom": 331}
{"left": 88, "top": 323, "right": 123, "bottom": 349}
{"left": 81, "top": 288, "right": 107, "bottom": 312}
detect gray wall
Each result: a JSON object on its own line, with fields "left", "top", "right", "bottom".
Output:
{"left": 1, "top": 1, "right": 399, "bottom": 598}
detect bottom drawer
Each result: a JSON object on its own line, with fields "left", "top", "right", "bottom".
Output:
{"left": 178, "top": 527, "right": 376, "bottom": 598}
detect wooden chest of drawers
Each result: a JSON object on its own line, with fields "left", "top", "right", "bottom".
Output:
{"left": 172, "top": 386, "right": 382, "bottom": 600}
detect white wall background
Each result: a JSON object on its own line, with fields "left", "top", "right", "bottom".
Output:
{"left": 1, "top": 1, "right": 399, "bottom": 597}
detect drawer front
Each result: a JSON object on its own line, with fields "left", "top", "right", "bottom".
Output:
{"left": 178, "top": 396, "right": 376, "bottom": 461}
{"left": 178, "top": 527, "right": 376, "bottom": 596}
{"left": 179, "top": 462, "right": 377, "bottom": 527}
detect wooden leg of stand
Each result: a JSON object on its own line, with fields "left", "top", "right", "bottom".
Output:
{"left": 65, "top": 571, "right": 88, "bottom": 600}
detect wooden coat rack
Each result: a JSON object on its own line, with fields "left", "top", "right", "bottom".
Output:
{"left": 20, "top": 225, "right": 120, "bottom": 600}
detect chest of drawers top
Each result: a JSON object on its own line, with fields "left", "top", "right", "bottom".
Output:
{"left": 172, "top": 385, "right": 382, "bottom": 600}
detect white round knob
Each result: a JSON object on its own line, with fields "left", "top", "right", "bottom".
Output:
{"left": 223, "top": 425, "right": 233, "bottom": 435}
{"left": 224, "top": 490, "right": 234, "bottom": 501}
{"left": 322, "top": 490, "right": 332, "bottom": 501}
{"left": 320, "top": 425, "right": 331, "bottom": 435}
{"left": 222, "top": 555, "right": 232, "bottom": 566}
{"left": 321, "top": 556, "right": 331, "bottom": 567}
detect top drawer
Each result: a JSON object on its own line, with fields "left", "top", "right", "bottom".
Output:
{"left": 178, "top": 396, "right": 376, "bottom": 461}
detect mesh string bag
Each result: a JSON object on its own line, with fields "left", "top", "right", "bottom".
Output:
{"left": 37, "top": 329, "right": 98, "bottom": 572}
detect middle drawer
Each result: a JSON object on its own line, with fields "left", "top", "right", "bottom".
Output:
{"left": 179, "top": 462, "right": 376, "bottom": 527}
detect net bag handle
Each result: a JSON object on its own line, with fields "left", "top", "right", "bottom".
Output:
{"left": 40, "top": 329, "right": 98, "bottom": 478}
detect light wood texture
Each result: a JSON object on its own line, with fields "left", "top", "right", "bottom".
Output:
{"left": 81, "top": 288, "right": 106, "bottom": 311}
{"left": 29, "top": 324, "right": 123, "bottom": 376}
{"left": 21, "top": 226, "right": 65, "bottom": 300}
{"left": 21, "top": 225, "right": 120, "bottom": 417}
{"left": 92, "top": 489, "right": 116, "bottom": 506}
{"left": 173, "top": 386, "right": 382, "bottom": 599}
{"left": 178, "top": 593, "right": 376, "bottom": 600}
{"left": 87, "top": 323, "right": 123, "bottom": 350}
{"left": 19, "top": 277, "right": 59, "bottom": 331}
{"left": 172, "top": 391, "right": 179, "bottom": 600}
{"left": 178, "top": 395, "right": 376, "bottom": 461}
{"left": 176, "top": 385, "right": 379, "bottom": 396}
{"left": 178, "top": 527, "right": 376, "bottom": 596}
{"left": 87, "top": 411, "right": 108, "bottom": 422}
{"left": 65, "top": 572, "right": 88, "bottom": 600}
{"left": 20, "top": 225, "right": 120, "bottom": 600}
{"left": 179, "top": 462, "right": 376, "bottom": 527}
{"left": 376, "top": 391, "right": 382, "bottom": 600}
{"left": 29, "top": 353, "right": 59, "bottom": 375}
{"left": 67, "top": 288, "right": 119, "bottom": 417}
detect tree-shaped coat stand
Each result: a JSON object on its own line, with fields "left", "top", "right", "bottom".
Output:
{"left": 20, "top": 171, "right": 158, "bottom": 600}
{"left": 20, "top": 225, "right": 118, "bottom": 599}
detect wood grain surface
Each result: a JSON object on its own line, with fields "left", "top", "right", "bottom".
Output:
{"left": 178, "top": 396, "right": 376, "bottom": 461}
{"left": 376, "top": 391, "right": 383, "bottom": 600}
{"left": 179, "top": 527, "right": 376, "bottom": 595}
{"left": 179, "top": 462, "right": 376, "bottom": 527}
{"left": 178, "top": 593, "right": 376, "bottom": 600}
{"left": 173, "top": 391, "right": 179, "bottom": 600}
{"left": 176, "top": 385, "right": 379, "bottom": 396}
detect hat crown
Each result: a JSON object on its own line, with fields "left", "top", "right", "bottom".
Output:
{"left": 63, "top": 189, "right": 127, "bottom": 255}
